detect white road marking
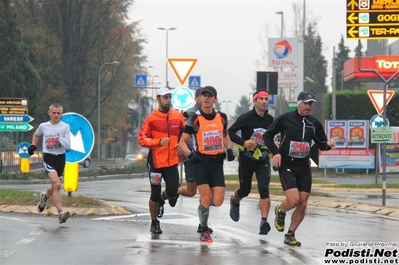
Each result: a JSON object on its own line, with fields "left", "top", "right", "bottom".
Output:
{"left": 136, "top": 234, "right": 232, "bottom": 247}
{"left": 16, "top": 238, "right": 35, "bottom": 244}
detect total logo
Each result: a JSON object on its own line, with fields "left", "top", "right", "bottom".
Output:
{"left": 273, "top": 40, "right": 292, "bottom": 59}
{"left": 375, "top": 56, "right": 399, "bottom": 72}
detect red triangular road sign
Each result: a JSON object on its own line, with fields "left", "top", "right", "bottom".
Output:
{"left": 167, "top": 58, "right": 198, "bottom": 85}
{"left": 367, "top": 90, "right": 395, "bottom": 115}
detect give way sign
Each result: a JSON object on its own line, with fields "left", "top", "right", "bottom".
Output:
{"left": 367, "top": 90, "right": 395, "bottom": 115}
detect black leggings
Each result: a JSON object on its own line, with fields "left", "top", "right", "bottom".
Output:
{"left": 237, "top": 153, "right": 271, "bottom": 199}
{"left": 147, "top": 155, "right": 179, "bottom": 202}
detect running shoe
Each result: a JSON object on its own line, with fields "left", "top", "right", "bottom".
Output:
{"left": 259, "top": 220, "right": 271, "bottom": 235}
{"left": 37, "top": 192, "right": 48, "bottom": 213}
{"left": 284, "top": 233, "right": 301, "bottom": 246}
{"left": 274, "top": 205, "right": 286, "bottom": 232}
{"left": 150, "top": 220, "right": 163, "bottom": 234}
{"left": 168, "top": 184, "right": 181, "bottom": 207}
{"left": 157, "top": 199, "right": 165, "bottom": 218}
{"left": 58, "top": 211, "right": 70, "bottom": 224}
{"left": 197, "top": 224, "right": 213, "bottom": 233}
{"left": 200, "top": 230, "right": 213, "bottom": 243}
{"left": 229, "top": 196, "right": 240, "bottom": 222}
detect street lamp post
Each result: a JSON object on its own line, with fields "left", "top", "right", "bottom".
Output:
{"left": 148, "top": 74, "right": 159, "bottom": 108}
{"left": 222, "top": 100, "right": 232, "bottom": 120}
{"left": 275, "top": 11, "right": 284, "bottom": 115}
{"left": 157, "top": 27, "right": 176, "bottom": 88}
{"left": 97, "top": 61, "right": 119, "bottom": 160}
{"left": 275, "top": 11, "right": 284, "bottom": 38}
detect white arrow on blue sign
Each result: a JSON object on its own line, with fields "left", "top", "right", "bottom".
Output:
{"left": 61, "top": 112, "right": 94, "bottom": 163}
{"left": 370, "top": 114, "right": 390, "bottom": 128}
{"left": 0, "top": 114, "right": 34, "bottom": 123}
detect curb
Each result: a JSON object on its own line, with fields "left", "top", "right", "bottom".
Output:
{"left": 1, "top": 176, "right": 398, "bottom": 219}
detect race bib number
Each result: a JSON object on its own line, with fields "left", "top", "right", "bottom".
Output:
{"left": 202, "top": 130, "right": 223, "bottom": 152}
{"left": 150, "top": 172, "right": 162, "bottom": 185}
{"left": 250, "top": 128, "right": 267, "bottom": 146}
{"left": 288, "top": 141, "right": 310, "bottom": 158}
{"left": 46, "top": 136, "right": 61, "bottom": 150}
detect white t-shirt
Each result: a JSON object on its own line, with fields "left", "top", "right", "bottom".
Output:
{"left": 35, "top": 121, "right": 71, "bottom": 155}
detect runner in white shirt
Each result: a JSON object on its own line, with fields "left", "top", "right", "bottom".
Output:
{"left": 28, "top": 103, "right": 71, "bottom": 224}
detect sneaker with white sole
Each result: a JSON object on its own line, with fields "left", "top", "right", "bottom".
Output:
{"left": 157, "top": 199, "right": 165, "bottom": 218}
{"left": 284, "top": 232, "right": 301, "bottom": 246}
{"left": 37, "top": 192, "right": 48, "bottom": 213}
{"left": 58, "top": 211, "right": 70, "bottom": 224}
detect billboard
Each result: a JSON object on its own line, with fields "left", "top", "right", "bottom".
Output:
{"left": 268, "top": 38, "right": 299, "bottom": 67}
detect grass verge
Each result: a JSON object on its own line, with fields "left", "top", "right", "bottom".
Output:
{"left": 0, "top": 190, "right": 103, "bottom": 208}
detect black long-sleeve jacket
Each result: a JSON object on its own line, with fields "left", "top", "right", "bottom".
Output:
{"left": 263, "top": 110, "right": 331, "bottom": 169}
{"left": 228, "top": 108, "right": 273, "bottom": 146}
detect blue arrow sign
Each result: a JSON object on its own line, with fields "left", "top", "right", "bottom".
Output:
{"left": 134, "top": 74, "right": 147, "bottom": 88}
{"left": 0, "top": 114, "right": 34, "bottom": 123}
{"left": 188, "top": 76, "right": 201, "bottom": 88}
{"left": 61, "top": 112, "right": 94, "bottom": 163}
{"left": 16, "top": 142, "right": 31, "bottom": 158}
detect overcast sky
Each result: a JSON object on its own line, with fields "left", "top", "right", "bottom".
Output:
{"left": 129, "top": 0, "right": 362, "bottom": 114}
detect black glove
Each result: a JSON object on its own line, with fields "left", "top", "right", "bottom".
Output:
{"left": 188, "top": 151, "right": 201, "bottom": 164}
{"left": 28, "top": 145, "right": 37, "bottom": 155}
{"left": 227, "top": 149, "right": 235, "bottom": 161}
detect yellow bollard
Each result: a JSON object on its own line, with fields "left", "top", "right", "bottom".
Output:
{"left": 20, "top": 158, "right": 30, "bottom": 173}
{"left": 64, "top": 162, "right": 79, "bottom": 192}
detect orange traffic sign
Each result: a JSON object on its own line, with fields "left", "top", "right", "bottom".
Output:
{"left": 367, "top": 90, "right": 395, "bottom": 115}
{"left": 167, "top": 58, "right": 198, "bottom": 85}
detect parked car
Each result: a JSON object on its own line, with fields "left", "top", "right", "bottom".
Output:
{"left": 136, "top": 147, "right": 149, "bottom": 162}
{"left": 79, "top": 156, "right": 91, "bottom": 168}
{"left": 125, "top": 154, "right": 137, "bottom": 161}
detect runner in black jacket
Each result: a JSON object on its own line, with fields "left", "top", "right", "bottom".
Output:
{"left": 228, "top": 90, "right": 274, "bottom": 235}
{"left": 263, "top": 91, "right": 336, "bottom": 246}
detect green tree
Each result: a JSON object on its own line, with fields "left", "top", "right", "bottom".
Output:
{"left": 231, "top": 95, "right": 251, "bottom": 121}
{"left": 0, "top": 0, "right": 41, "bottom": 116}
{"left": 303, "top": 21, "right": 327, "bottom": 122}
{"left": 334, "top": 35, "right": 362, "bottom": 91}
{"left": 12, "top": 0, "right": 145, "bottom": 153}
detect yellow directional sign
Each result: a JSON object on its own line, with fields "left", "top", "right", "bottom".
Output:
{"left": 0, "top": 98, "right": 28, "bottom": 106}
{"left": 0, "top": 106, "right": 28, "bottom": 114}
{"left": 346, "top": 0, "right": 399, "bottom": 39}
